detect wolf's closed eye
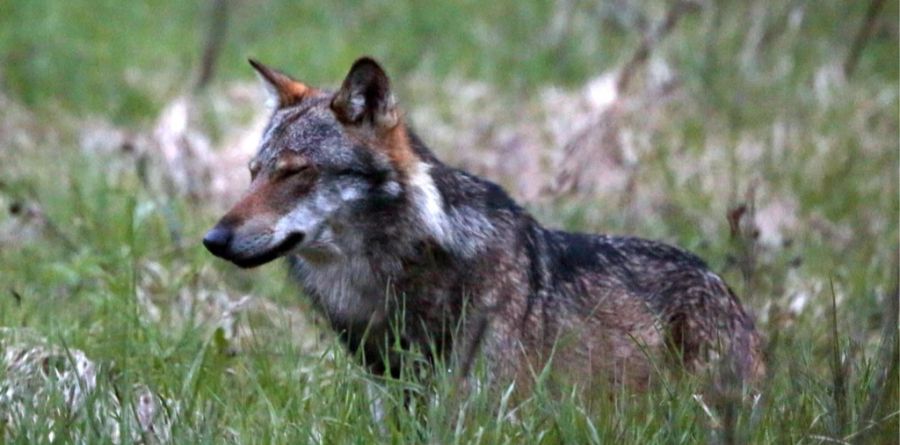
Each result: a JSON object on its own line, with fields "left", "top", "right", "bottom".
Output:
{"left": 273, "top": 157, "right": 312, "bottom": 179}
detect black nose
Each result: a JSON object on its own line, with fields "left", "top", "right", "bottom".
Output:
{"left": 203, "top": 226, "right": 233, "bottom": 257}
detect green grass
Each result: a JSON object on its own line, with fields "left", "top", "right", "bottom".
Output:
{"left": 1, "top": 0, "right": 897, "bottom": 443}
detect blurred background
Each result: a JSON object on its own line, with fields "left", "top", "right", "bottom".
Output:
{"left": 0, "top": 0, "right": 897, "bottom": 442}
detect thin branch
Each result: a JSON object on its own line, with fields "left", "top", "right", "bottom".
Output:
{"left": 195, "top": 0, "right": 230, "bottom": 92}
{"left": 829, "top": 279, "right": 849, "bottom": 437}
{"left": 616, "top": 0, "right": 700, "bottom": 94}
{"left": 547, "top": 2, "right": 699, "bottom": 197}
{"left": 844, "top": 0, "right": 886, "bottom": 79}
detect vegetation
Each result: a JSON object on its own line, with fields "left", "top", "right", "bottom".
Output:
{"left": 0, "top": 0, "right": 896, "bottom": 443}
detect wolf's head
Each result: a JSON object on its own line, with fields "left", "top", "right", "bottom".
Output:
{"left": 203, "top": 57, "right": 426, "bottom": 268}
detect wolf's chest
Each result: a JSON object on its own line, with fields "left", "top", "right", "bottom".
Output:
{"left": 290, "top": 255, "right": 390, "bottom": 325}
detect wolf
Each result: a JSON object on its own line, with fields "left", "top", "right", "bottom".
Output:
{"left": 203, "top": 57, "right": 764, "bottom": 391}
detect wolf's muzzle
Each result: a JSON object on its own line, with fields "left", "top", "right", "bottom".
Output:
{"left": 202, "top": 226, "right": 233, "bottom": 257}
{"left": 203, "top": 225, "right": 305, "bottom": 268}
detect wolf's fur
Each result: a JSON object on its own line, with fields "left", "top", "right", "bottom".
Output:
{"left": 204, "top": 57, "right": 764, "bottom": 390}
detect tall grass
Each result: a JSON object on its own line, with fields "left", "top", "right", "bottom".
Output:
{"left": 1, "top": 0, "right": 897, "bottom": 443}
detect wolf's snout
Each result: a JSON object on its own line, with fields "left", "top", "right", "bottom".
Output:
{"left": 203, "top": 226, "right": 233, "bottom": 257}
{"left": 203, "top": 223, "right": 307, "bottom": 268}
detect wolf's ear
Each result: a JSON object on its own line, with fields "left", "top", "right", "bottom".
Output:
{"left": 248, "top": 58, "right": 309, "bottom": 108}
{"left": 331, "top": 57, "right": 399, "bottom": 130}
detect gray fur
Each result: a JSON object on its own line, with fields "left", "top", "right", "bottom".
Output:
{"left": 204, "top": 58, "right": 764, "bottom": 391}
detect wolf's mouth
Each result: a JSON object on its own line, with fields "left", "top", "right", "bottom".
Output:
{"left": 231, "top": 232, "right": 305, "bottom": 269}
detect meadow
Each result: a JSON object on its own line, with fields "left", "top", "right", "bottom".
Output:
{"left": 0, "top": 1, "right": 897, "bottom": 443}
